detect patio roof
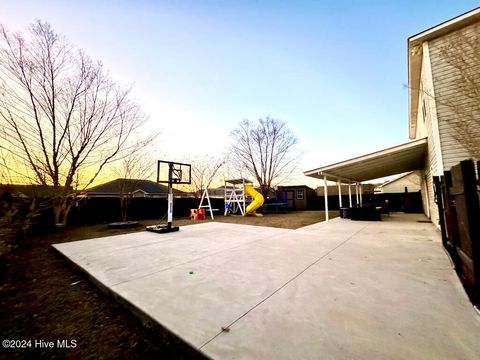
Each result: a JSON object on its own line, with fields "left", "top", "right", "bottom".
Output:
{"left": 303, "top": 138, "right": 427, "bottom": 183}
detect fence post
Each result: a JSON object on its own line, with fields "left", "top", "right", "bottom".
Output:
{"left": 433, "top": 176, "right": 447, "bottom": 247}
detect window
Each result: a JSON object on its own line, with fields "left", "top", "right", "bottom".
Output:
{"left": 296, "top": 189, "right": 304, "bottom": 200}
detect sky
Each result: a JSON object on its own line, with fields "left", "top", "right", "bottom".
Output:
{"left": 0, "top": 0, "right": 478, "bottom": 187}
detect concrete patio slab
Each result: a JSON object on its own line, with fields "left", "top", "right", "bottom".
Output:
{"left": 53, "top": 214, "right": 480, "bottom": 359}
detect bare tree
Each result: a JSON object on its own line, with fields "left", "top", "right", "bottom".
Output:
{"left": 111, "top": 149, "right": 156, "bottom": 221}
{"left": 0, "top": 21, "right": 152, "bottom": 227}
{"left": 0, "top": 147, "right": 14, "bottom": 185}
{"left": 229, "top": 116, "right": 300, "bottom": 197}
{"left": 436, "top": 24, "right": 480, "bottom": 159}
{"left": 188, "top": 155, "right": 226, "bottom": 201}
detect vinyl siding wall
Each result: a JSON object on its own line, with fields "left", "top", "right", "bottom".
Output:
{"left": 415, "top": 43, "right": 444, "bottom": 227}
{"left": 380, "top": 172, "right": 421, "bottom": 194}
{"left": 428, "top": 22, "right": 480, "bottom": 170}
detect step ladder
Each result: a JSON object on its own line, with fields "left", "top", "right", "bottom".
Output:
{"left": 199, "top": 188, "right": 218, "bottom": 220}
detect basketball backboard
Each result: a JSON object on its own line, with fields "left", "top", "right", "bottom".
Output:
{"left": 157, "top": 160, "right": 191, "bottom": 184}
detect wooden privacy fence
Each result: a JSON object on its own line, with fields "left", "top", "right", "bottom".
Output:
{"left": 434, "top": 159, "right": 480, "bottom": 306}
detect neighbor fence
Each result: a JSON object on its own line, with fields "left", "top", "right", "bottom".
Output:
{"left": 434, "top": 159, "right": 480, "bottom": 306}
{"left": 68, "top": 197, "right": 226, "bottom": 225}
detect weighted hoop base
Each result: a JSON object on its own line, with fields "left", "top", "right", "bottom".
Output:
{"left": 145, "top": 224, "right": 179, "bottom": 233}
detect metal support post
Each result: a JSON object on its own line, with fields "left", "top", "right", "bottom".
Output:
{"left": 324, "top": 176, "right": 329, "bottom": 222}
{"left": 349, "top": 183, "right": 352, "bottom": 207}
{"left": 338, "top": 181, "right": 342, "bottom": 208}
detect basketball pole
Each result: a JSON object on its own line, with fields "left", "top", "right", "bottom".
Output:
{"left": 167, "top": 162, "right": 174, "bottom": 229}
{"left": 146, "top": 160, "right": 191, "bottom": 234}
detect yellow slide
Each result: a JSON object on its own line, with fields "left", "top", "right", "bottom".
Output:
{"left": 244, "top": 185, "right": 264, "bottom": 217}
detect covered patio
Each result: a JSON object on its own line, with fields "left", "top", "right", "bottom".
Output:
{"left": 53, "top": 212, "right": 480, "bottom": 359}
{"left": 303, "top": 138, "right": 427, "bottom": 220}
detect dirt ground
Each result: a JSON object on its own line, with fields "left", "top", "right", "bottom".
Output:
{"left": 0, "top": 211, "right": 337, "bottom": 359}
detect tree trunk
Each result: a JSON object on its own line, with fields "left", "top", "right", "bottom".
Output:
{"left": 120, "top": 197, "right": 130, "bottom": 222}
{"left": 260, "top": 184, "right": 270, "bottom": 199}
{"left": 53, "top": 197, "right": 72, "bottom": 228}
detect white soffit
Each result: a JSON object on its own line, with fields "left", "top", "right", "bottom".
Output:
{"left": 304, "top": 138, "right": 427, "bottom": 183}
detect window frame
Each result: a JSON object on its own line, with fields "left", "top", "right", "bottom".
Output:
{"left": 296, "top": 189, "right": 304, "bottom": 200}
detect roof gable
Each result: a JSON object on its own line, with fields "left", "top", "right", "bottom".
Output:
{"left": 378, "top": 172, "right": 413, "bottom": 188}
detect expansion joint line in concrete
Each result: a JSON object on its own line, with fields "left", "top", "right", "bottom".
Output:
{"left": 198, "top": 223, "right": 370, "bottom": 350}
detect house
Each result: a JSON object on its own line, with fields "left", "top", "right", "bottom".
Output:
{"left": 0, "top": 184, "right": 70, "bottom": 229}
{"left": 82, "top": 178, "right": 189, "bottom": 198}
{"left": 408, "top": 8, "right": 480, "bottom": 226}
{"left": 276, "top": 185, "right": 316, "bottom": 210}
{"left": 374, "top": 172, "right": 423, "bottom": 213}
{"left": 315, "top": 183, "right": 376, "bottom": 211}
{"left": 75, "top": 178, "right": 194, "bottom": 223}
{"left": 374, "top": 172, "right": 421, "bottom": 194}
{"left": 304, "top": 8, "right": 480, "bottom": 227}
{"left": 1, "top": 184, "right": 65, "bottom": 199}
{"left": 316, "top": 184, "right": 375, "bottom": 196}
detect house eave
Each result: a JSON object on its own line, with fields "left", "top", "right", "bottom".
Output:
{"left": 408, "top": 7, "right": 480, "bottom": 140}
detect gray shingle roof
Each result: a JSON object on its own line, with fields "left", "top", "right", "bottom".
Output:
{"left": 84, "top": 178, "right": 188, "bottom": 196}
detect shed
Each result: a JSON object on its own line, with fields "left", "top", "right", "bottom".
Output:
{"left": 276, "top": 185, "right": 316, "bottom": 210}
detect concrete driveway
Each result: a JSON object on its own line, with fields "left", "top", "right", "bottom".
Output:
{"left": 54, "top": 213, "right": 480, "bottom": 359}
